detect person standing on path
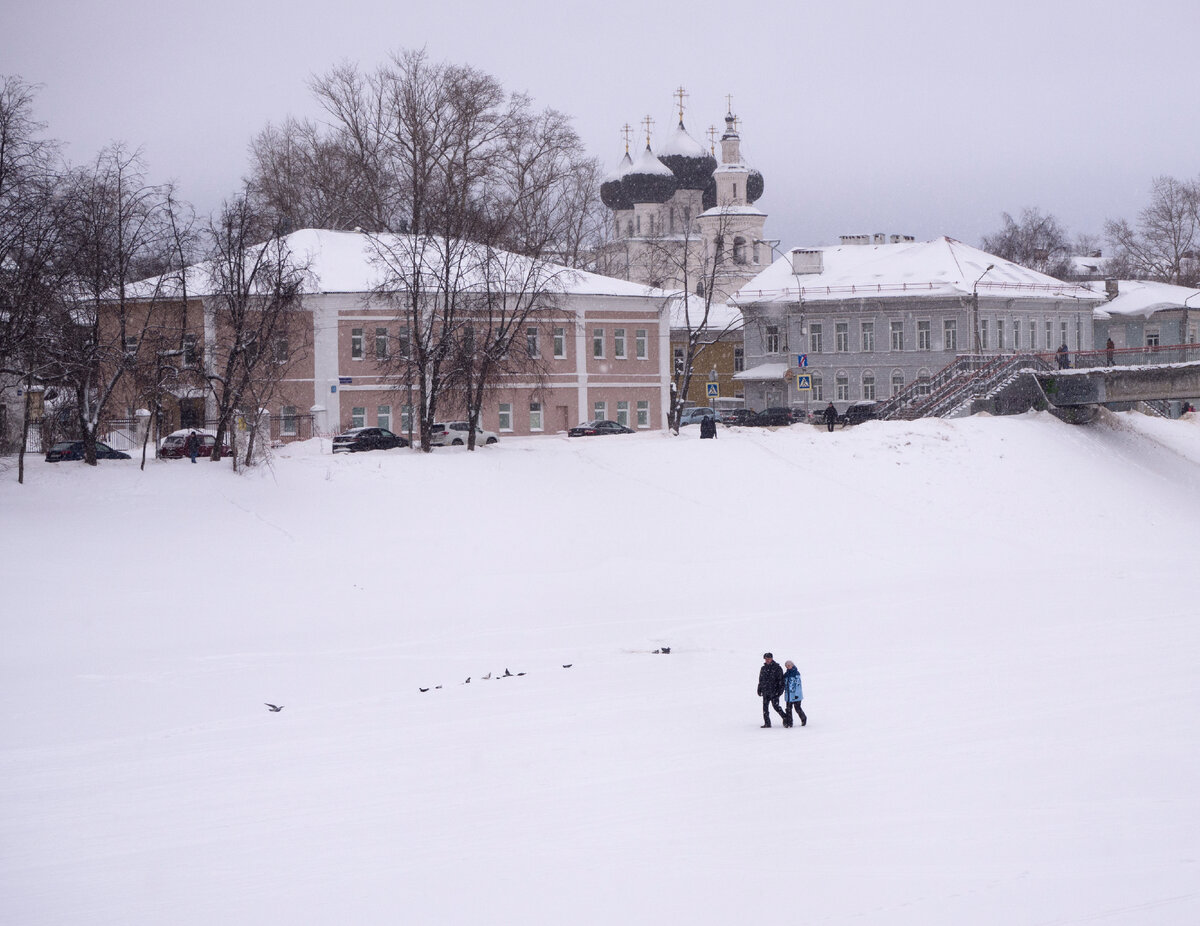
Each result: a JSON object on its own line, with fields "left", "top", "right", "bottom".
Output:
{"left": 823, "top": 402, "right": 838, "bottom": 432}
{"left": 1106, "top": 337, "right": 1116, "bottom": 366}
{"left": 699, "top": 414, "right": 717, "bottom": 439}
{"left": 783, "top": 660, "right": 807, "bottom": 727}
{"left": 186, "top": 431, "right": 199, "bottom": 463}
{"left": 757, "top": 653, "right": 786, "bottom": 728}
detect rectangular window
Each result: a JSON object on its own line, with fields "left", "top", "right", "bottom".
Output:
{"left": 281, "top": 406, "right": 297, "bottom": 436}
{"left": 498, "top": 403, "right": 513, "bottom": 432}
{"left": 810, "top": 324, "right": 822, "bottom": 353}
{"left": 861, "top": 322, "right": 875, "bottom": 352}
{"left": 124, "top": 336, "right": 138, "bottom": 355}
{"left": 613, "top": 328, "right": 627, "bottom": 359}
{"left": 529, "top": 402, "right": 543, "bottom": 432}
{"left": 734, "top": 346, "right": 744, "bottom": 372}
{"left": 1013, "top": 321, "right": 1021, "bottom": 350}
{"left": 183, "top": 333, "right": 199, "bottom": 366}
{"left": 593, "top": 328, "right": 605, "bottom": 358}
{"left": 635, "top": 329, "right": 648, "bottom": 360}
{"left": 1030, "top": 321, "right": 1037, "bottom": 350}
{"left": 766, "top": 325, "right": 780, "bottom": 353}
{"left": 273, "top": 336, "right": 289, "bottom": 363}
{"left": 943, "top": 319, "right": 957, "bottom": 352}
{"left": 375, "top": 327, "right": 388, "bottom": 360}
{"left": 636, "top": 399, "right": 649, "bottom": 428}
{"left": 351, "top": 328, "right": 363, "bottom": 360}
{"left": 836, "top": 375, "right": 849, "bottom": 401}
{"left": 890, "top": 321, "right": 904, "bottom": 351}
{"left": 997, "top": 320, "right": 1006, "bottom": 350}
{"left": 351, "top": 406, "right": 366, "bottom": 428}
{"left": 835, "top": 322, "right": 849, "bottom": 352}
{"left": 396, "top": 326, "right": 411, "bottom": 358}
{"left": 1045, "top": 321, "right": 1052, "bottom": 350}
{"left": 917, "top": 320, "right": 931, "bottom": 351}
{"left": 616, "top": 400, "right": 630, "bottom": 428}
{"left": 1146, "top": 329, "right": 1160, "bottom": 348}
{"left": 526, "top": 326, "right": 540, "bottom": 358}
{"left": 377, "top": 405, "right": 391, "bottom": 431}
{"left": 811, "top": 374, "right": 823, "bottom": 401}
{"left": 400, "top": 405, "right": 413, "bottom": 434}
{"left": 980, "top": 320, "right": 989, "bottom": 350}
{"left": 593, "top": 401, "right": 606, "bottom": 420}
{"left": 673, "top": 348, "right": 684, "bottom": 377}
{"left": 1060, "top": 321, "right": 1068, "bottom": 347}
{"left": 554, "top": 327, "right": 567, "bottom": 359}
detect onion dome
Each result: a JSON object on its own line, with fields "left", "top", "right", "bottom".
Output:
{"left": 600, "top": 153, "right": 635, "bottom": 210}
{"left": 746, "top": 168, "right": 764, "bottom": 204}
{"left": 702, "top": 177, "right": 717, "bottom": 211}
{"left": 621, "top": 144, "right": 677, "bottom": 205}
{"left": 658, "top": 121, "right": 717, "bottom": 191}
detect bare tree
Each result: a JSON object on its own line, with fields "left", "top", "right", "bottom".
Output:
{"left": 201, "top": 192, "right": 308, "bottom": 469}
{"left": 980, "top": 207, "right": 1073, "bottom": 278}
{"left": 44, "top": 145, "right": 178, "bottom": 466}
{"left": 1104, "top": 175, "right": 1200, "bottom": 286}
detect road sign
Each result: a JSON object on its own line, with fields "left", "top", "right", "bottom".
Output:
{"left": 795, "top": 373, "right": 812, "bottom": 391}
{"left": 705, "top": 382, "right": 720, "bottom": 398}
{"left": 796, "top": 353, "right": 808, "bottom": 368}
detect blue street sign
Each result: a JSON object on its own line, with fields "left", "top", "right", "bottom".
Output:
{"left": 339, "top": 376, "right": 352, "bottom": 385}
{"left": 795, "top": 373, "right": 812, "bottom": 391}
{"left": 705, "top": 382, "right": 720, "bottom": 398}
{"left": 796, "top": 353, "right": 808, "bottom": 368}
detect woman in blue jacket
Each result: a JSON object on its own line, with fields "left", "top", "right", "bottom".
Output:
{"left": 783, "top": 660, "right": 806, "bottom": 727}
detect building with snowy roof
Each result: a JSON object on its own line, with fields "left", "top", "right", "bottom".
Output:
{"left": 732, "top": 236, "right": 1105, "bottom": 413}
{"left": 105, "top": 228, "right": 672, "bottom": 442}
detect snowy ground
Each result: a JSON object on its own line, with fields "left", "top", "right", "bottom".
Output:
{"left": 2, "top": 411, "right": 1199, "bottom": 925}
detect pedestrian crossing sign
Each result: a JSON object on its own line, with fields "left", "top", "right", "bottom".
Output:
{"left": 795, "top": 373, "right": 812, "bottom": 391}
{"left": 705, "top": 383, "right": 719, "bottom": 398}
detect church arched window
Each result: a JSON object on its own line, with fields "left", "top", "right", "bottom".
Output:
{"left": 733, "top": 237, "right": 747, "bottom": 264}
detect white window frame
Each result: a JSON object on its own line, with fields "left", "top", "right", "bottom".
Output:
{"left": 917, "top": 320, "right": 931, "bottom": 351}
{"left": 635, "top": 329, "right": 648, "bottom": 360}
{"left": 614, "top": 328, "right": 627, "bottom": 359}
{"left": 554, "top": 327, "right": 567, "bottom": 359}
{"left": 765, "top": 325, "right": 780, "bottom": 354}
{"left": 810, "top": 324, "right": 823, "bottom": 353}
{"left": 636, "top": 400, "right": 649, "bottom": 428}
{"left": 351, "top": 406, "right": 366, "bottom": 428}
{"left": 616, "top": 400, "right": 630, "bottom": 428}
{"left": 811, "top": 371, "right": 823, "bottom": 401}
{"left": 377, "top": 405, "right": 391, "bottom": 431}
{"left": 890, "top": 321, "right": 904, "bottom": 351}
{"left": 281, "top": 406, "right": 298, "bottom": 436}
{"left": 835, "top": 371, "right": 849, "bottom": 401}
{"left": 593, "top": 401, "right": 607, "bottom": 420}
{"left": 529, "top": 401, "right": 543, "bottom": 432}
{"left": 861, "top": 322, "right": 875, "bottom": 352}
{"left": 351, "top": 328, "right": 363, "bottom": 360}
{"left": 498, "top": 403, "right": 513, "bottom": 432}
{"left": 835, "top": 322, "right": 849, "bottom": 353}
{"left": 943, "top": 318, "right": 957, "bottom": 352}
{"left": 861, "top": 370, "right": 876, "bottom": 401}
{"left": 891, "top": 370, "right": 904, "bottom": 397}
{"left": 375, "top": 327, "right": 388, "bottom": 360}
{"left": 526, "top": 326, "right": 540, "bottom": 358}
{"left": 593, "top": 328, "right": 605, "bottom": 359}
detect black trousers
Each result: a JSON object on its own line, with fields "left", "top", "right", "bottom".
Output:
{"left": 826, "top": 421, "right": 835, "bottom": 432}
{"left": 786, "top": 700, "right": 807, "bottom": 726}
{"left": 762, "top": 695, "right": 786, "bottom": 725}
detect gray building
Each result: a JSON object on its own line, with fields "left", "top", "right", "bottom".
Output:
{"left": 732, "top": 236, "right": 1103, "bottom": 413}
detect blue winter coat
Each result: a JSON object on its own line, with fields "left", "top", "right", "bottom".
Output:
{"left": 784, "top": 666, "right": 803, "bottom": 702}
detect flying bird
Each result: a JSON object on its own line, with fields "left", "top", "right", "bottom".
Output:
{"left": 503, "top": 669, "right": 513, "bottom": 677}
{"left": 517, "top": 672, "right": 526, "bottom": 677}
{"left": 562, "top": 664, "right": 573, "bottom": 668}
{"left": 464, "top": 677, "right": 471, "bottom": 684}
{"left": 265, "top": 703, "right": 284, "bottom": 712}
{"left": 419, "top": 688, "right": 429, "bottom": 693}
{"left": 482, "top": 672, "right": 492, "bottom": 680}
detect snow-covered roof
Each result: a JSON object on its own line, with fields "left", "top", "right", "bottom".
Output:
{"left": 668, "top": 293, "right": 743, "bottom": 332}
{"left": 733, "top": 237, "right": 1101, "bottom": 306}
{"left": 603, "top": 152, "right": 634, "bottom": 182}
{"left": 698, "top": 205, "right": 766, "bottom": 219}
{"left": 1087, "top": 280, "right": 1200, "bottom": 320}
{"left": 629, "top": 145, "right": 675, "bottom": 177}
{"left": 129, "top": 229, "right": 669, "bottom": 301}
{"left": 659, "top": 123, "right": 707, "bottom": 158}
{"left": 733, "top": 362, "right": 789, "bottom": 381}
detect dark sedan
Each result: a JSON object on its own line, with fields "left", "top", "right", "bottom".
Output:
{"left": 567, "top": 419, "right": 635, "bottom": 437}
{"left": 720, "top": 409, "right": 759, "bottom": 426}
{"left": 332, "top": 427, "right": 409, "bottom": 453}
{"left": 754, "top": 407, "right": 795, "bottom": 427}
{"left": 45, "top": 441, "right": 131, "bottom": 462}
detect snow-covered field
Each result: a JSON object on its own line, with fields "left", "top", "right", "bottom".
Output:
{"left": 3, "top": 411, "right": 1199, "bottom": 925}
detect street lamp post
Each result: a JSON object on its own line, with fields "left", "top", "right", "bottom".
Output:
{"left": 972, "top": 264, "right": 995, "bottom": 359}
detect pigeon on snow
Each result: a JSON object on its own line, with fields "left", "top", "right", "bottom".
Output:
{"left": 265, "top": 703, "right": 284, "bottom": 712}
{"left": 503, "top": 668, "right": 513, "bottom": 677}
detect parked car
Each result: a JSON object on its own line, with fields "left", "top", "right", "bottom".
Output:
{"left": 159, "top": 430, "right": 232, "bottom": 459}
{"left": 678, "top": 407, "right": 715, "bottom": 426}
{"left": 332, "top": 427, "right": 409, "bottom": 453}
{"left": 844, "top": 401, "right": 880, "bottom": 425}
{"left": 567, "top": 419, "right": 635, "bottom": 437}
{"left": 720, "top": 409, "right": 759, "bottom": 427}
{"left": 754, "top": 407, "right": 795, "bottom": 427}
{"left": 45, "top": 441, "right": 131, "bottom": 462}
{"left": 425, "top": 421, "right": 498, "bottom": 447}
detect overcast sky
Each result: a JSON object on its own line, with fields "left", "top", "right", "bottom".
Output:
{"left": 5, "top": 0, "right": 1198, "bottom": 255}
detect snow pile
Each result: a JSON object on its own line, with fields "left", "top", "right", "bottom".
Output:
{"left": 2, "top": 412, "right": 1199, "bottom": 925}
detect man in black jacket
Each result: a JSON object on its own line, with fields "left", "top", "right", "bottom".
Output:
{"left": 757, "top": 653, "right": 787, "bottom": 728}
{"left": 823, "top": 403, "right": 838, "bottom": 432}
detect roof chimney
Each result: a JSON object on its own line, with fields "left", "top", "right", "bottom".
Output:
{"left": 791, "top": 249, "right": 823, "bottom": 275}
{"left": 839, "top": 234, "right": 870, "bottom": 246}
{"left": 1105, "top": 279, "right": 1119, "bottom": 299}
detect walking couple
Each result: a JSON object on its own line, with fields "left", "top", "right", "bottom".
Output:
{"left": 757, "top": 652, "right": 806, "bottom": 728}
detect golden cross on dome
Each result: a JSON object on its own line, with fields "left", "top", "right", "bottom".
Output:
{"left": 706, "top": 125, "right": 718, "bottom": 155}
{"left": 621, "top": 123, "right": 633, "bottom": 153}
{"left": 641, "top": 115, "right": 655, "bottom": 147}
{"left": 674, "top": 86, "right": 689, "bottom": 123}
